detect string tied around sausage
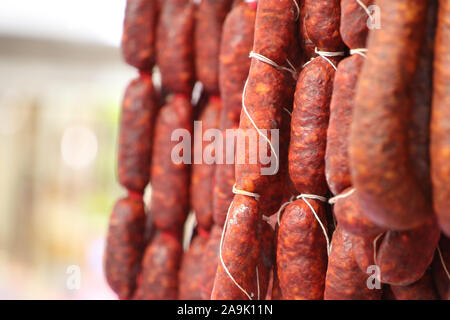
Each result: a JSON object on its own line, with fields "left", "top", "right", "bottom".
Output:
{"left": 350, "top": 48, "right": 368, "bottom": 58}
{"left": 249, "top": 51, "right": 298, "bottom": 80}
{"left": 292, "top": 0, "right": 300, "bottom": 21}
{"left": 276, "top": 193, "right": 331, "bottom": 256}
{"left": 328, "top": 188, "right": 356, "bottom": 204}
{"left": 215, "top": 198, "right": 260, "bottom": 301}
{"left": 232, "top": 183, "right": 260, "bottom": 200}
{"left": 356, "top": 0, "right": 373, "bottom": 20}
{"left": 303, "top": 48, "right": 345, "bottom": 70}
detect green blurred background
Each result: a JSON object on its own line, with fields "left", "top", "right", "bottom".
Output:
{"left": 0, "top": 0, "right": 133, "bottom": 299}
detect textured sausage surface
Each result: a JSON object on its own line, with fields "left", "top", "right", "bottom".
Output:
{"left": 104, "top": 197, "right": 146, "bottom": 299}
{"left": 325, "top": 55, "right": 364, "bottom": 196}
{"left": 118, "top": 75, "right": 157, "bottom": 193}
{"left": 390, "top": 270, "right": 439, "bottom": 300}
{"left": 304, "top": 0, "right": 344, "bottom": 51}
{"left": 178, "top": 234, "right": 208, "bottom": 300}
{"left": 432, "top": 236, "right": 450, "bottom": 300}
{"left": 299, "top": 0, "right": 316, "bottom": 61}
{"left": 431, "top": 0, "right": 450, "bottom": 236}
{"left": 214, "top": 2, "right": 256, "bottom": 227}
{"left": 324, "top": 227, "right": 382, "bottom": 300}
{"left": 156, "top": 0, "right": 195, "bottom": 95}
{"left": 195, "top": 0, "right": 234, "bottom": 94}
{"left": 333, "top": 188, "right": 385, "bottom": 238}
{"left": 352, "top": 233, "right": 377, "bottom": 274}
{"left": 340, "top": 0, "right": 373, "bottom": 49}
{"left": 350, "top": 0, "right": 431, "bottom": 230}
{"left": 151, "top": 94, "right": 192, "bottom": 232}
{"left": 289, "top": 57, "right": 336, "bottom": 196}
{"left": 135, "top": 231, "right": 182, "bottom": 300}
{"left": 211, "top": 195, "right": 260, "bottom": 300}
{"left": 377, "top": 218, "right": 440, "bottom": 286}
{"left": 235, "top": 0, "right": 297, "bottom": 194}
{"left": 121, "top": 0, "right": 158, "bottom": 70}
{"left": 277, "top": 199, "right": 328, "bottom": 299}
{"left": 191, "top": 97, "right": 221, "bottom": 231}
{"left": 200, "top": 224, "right": 223, "bottom": 299}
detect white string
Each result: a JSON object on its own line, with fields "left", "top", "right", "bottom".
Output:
{"left": 283, "top": 107, "right": 292, "bottom": 116}
{"left": 275, "top": 194, "right": 330, "bottom": 256}
{"left": 373, "top": 232, "right": 384, "bottom": 266}
{"left": 241, "top": 77, "right": 280, "bottom": 176}
{"left": 314, "top": 47, "right": 345, "bottom": 70}
{"left": 437, "top": 246, "right": 450, "bottom": 281}
{"left": 350, "top": 48, "right": 368, "bottom": 58}
{"left": 256, "top": 266, "right": 260, "bottom": 300}
{"left": 217, "top": 200, "right": 254, "bottom": 300}
{"left": 249, "top": 51, "right": 297, "bottom": 79}
{"left": 182, "top": 211, "right": 197, "bottom": 251}
{"left": 292, "top": 0, "right": 300, "bottom": 21}
{"left": 329, "top": 188, "right": 356, "bottom": 204}
{"left": 356, "top": 0, "right": 373, "bottom": 20}
{"left": 232, "top": 183, "right": 260, "bottom": 200}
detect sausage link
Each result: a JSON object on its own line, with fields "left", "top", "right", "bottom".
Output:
{"left": 324, "top": 226, "right": 382, "bottom": 300}
{"left": 350, "top": 0, "right": 431, "bottom": 230}
{"left": 214, "top": 2, "right": 256, "bottom": 226}
{"left": 104, "top": 196, "right": 146, "bottom": 299}
{"left": 195, "top": 0, "right": 234, "bottom": 94}
{"left": 118, "top": 75, "right": 158, "bottom": 193}
{"left": 134, "top": 231, "right": 182, "bottom": 300}
{"left": 191, "top": 96, "right": 221, "bottom": 230}
{"left": 277, "top": 199, "right": 328, "bottom": 299}
{"left": 431, "top": 0, "right": 450, "bottom": 236}
{"left": 340, "top": 0, "right": 374, "bottom": 49}
{"left": 200, "top": 224, "right": 223, "bottom": 299}
{"left": 377, "top": 218, "right": 440, "bottom": 286}
{"left": 390, "top": 270, "right": 439, "bottom": 300}
{"left": 156, "top": 0, "right": 195, "bottom": 95}
{"left": 121, "top": 0, "right": 158, "bottom": 71}
{"left": 178, "top": 234, "right": 208, "bottom": 300}
{"left": 151, "top": 94, "right": 192, "bottom": 232}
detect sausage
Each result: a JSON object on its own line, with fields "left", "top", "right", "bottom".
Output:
{"left": 195, "top": 0, "right": 234, "bottom": 94}
{"left": 191, "top": 96, "right": 221, "bottom": 231}
{"left": 200, "top": 224, "right": 223, "bottom": 299}
{"left": 214, "top": 1, "right": 256, "bottom": 227}
{"left": 431, "top": 0, "right": 450, "bottom": 236}
{"left": 390, "top": 270, "right": 439, "bottom": 300}
{"left": 333, "top": 188, "right": 385, "bottom": 237}
{"left": 156, "top": 0, "right": 195, "bottom": 95}
{"left": 258, "top": 219, "right": 275, "bottom": 299}
{"left": 121, "top": 0, "right": 158, "bottom": 71}
{"left": 324, "top": 226, "right": 382, "bottom": 300}
{"left": 277, "top": 199, "right": 328, "bottom": 299}
{"left": 325, "top": 55, "right": 363, "bottom": 196}
{"left": 432, "top": 236, "right": 450, "bottom": 300}
{"left": 352, "top": 233, "right": 378, "bottom": 274}
{"left": 178, "top": 234, "right": 208, "bottom": 300}
{"left": 299, "top": 0, "right": 316, "bottom": 61}
{"left": 340, "top": 0, "right": 374, "bottom": 49}
{"left": 289, "top": 57, "right": 336, "bottom": 197}
{"left": 151, "top": 94, "right": 192, "bottom": 233}
{"left": 118, "top": 74, "right": 158, "bottom": 193}
{"left": 350, "top": 0, "right": 432, "bottom": 230}
{"left": 304, "top": 0, "right": 345, "bottom": 51}
{"left": 134, "top": 231, "right": 182, "bottom": 300}
{"left": 211, "top": 195, "right": 260, "bottom": 300}
{"left": 104, "top": 196, "right": 146, "bottom": 299}
{"left": 377, "top": 218, "right": 440, "bottom": 286}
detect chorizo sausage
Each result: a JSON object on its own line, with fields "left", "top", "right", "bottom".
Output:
{"left": 104, "top": 196, "right": 146, "bottom": 299}
{"left": 200, "top": 224, "right": 223, "bottom": 299}
{"left": 350, "top": 0, "right": 432, "bottom": 230}
{"left": 214, "top": 1, "right": 256, "bottom": 227}
{"left": 324, "top": 226, "right": 382, "bottom": 300}
{"left": 118, "top": 74, "right": 158, "bottom": 193}
{"left": 178, "top": 233, "right": 208, "bottom": 300}
{"left": 431, "top": 0, "right": 450, "bottom": 236}
{"left": 377, "top": 218, "right": 440, "bottom": 286}
{"left": 390, "top": 270, "right": 439, "bottom": 300}
{"left": 191, "top": 96, "right": 221, "bottom": 231}
{"left": 156, "top": 0, "right": 195, "bottom": 95}
{"left": 151, "top": 94, "right": 192, "bottom": 233}
{"left": 277, "top": 199, "right": 328, "bottom": 299}
{"left": 195, "top": 0, "right": 234, "bottom": 94}
{"left": 121, "top": 0, "right": 158, "bottom": 71}
{"left": 134, "top": 231, "right": 182, "bottom": 300}
{"left": 340, "top": 0, "right": 374, "bottom": 49}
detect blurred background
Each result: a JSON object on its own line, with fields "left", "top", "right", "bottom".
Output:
{"left": 0, "top": 0, "right": 134, "bottom": 299}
